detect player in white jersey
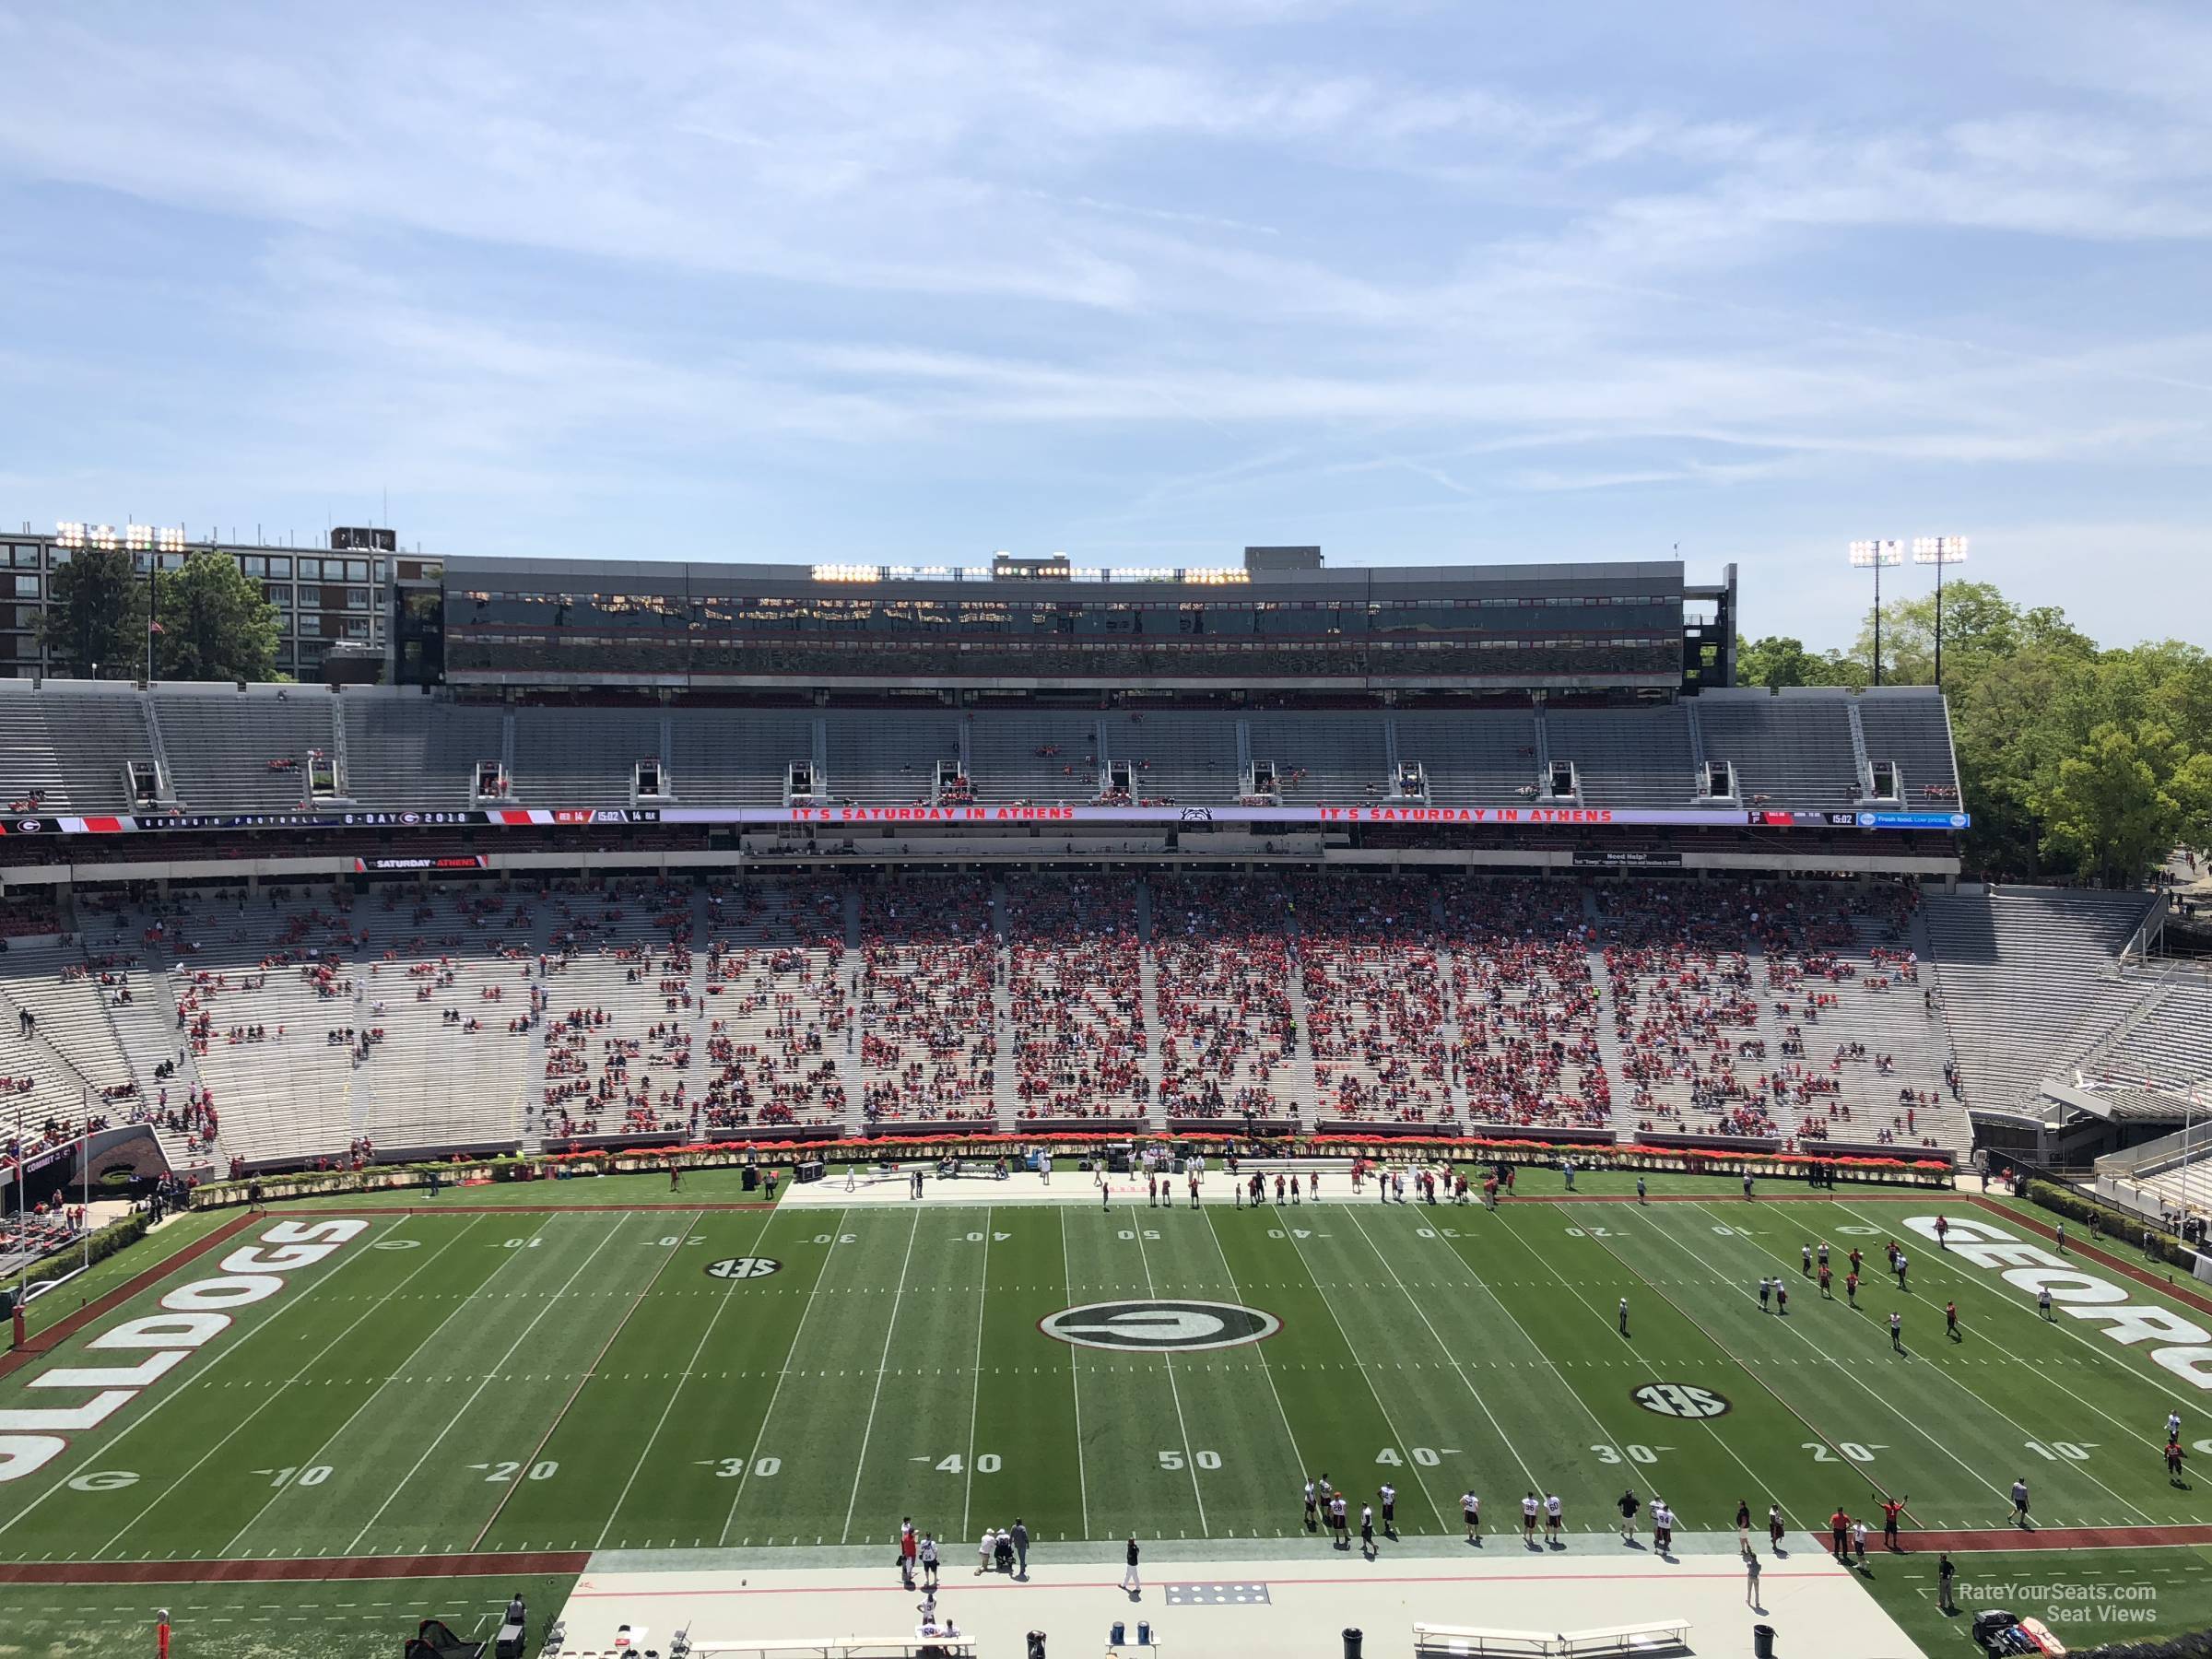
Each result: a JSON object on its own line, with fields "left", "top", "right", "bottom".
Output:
{"left": 1545, "top": 1492, "right": 1563, "bottom": 1543}
{"left": 1461, "top": 1491, "right": 1480, "bottom": 1541}
{"left": 1522, "top": 1492, "right": 1539, "bottom": 1541}
{"left": 1302, "top": 1478, "right": 1318, "bottom": 1533}
{"left": 1378, "top": 1482, "right": 1397, "bottom": 1539}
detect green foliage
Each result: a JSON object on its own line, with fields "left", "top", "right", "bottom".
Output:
{"left": 1735, "top": 634, "right": 1867, "bottom": 689}
{"left": 154, "top": 551, "right": 283, "bottom": 681}
{"left": 36, "top": 546, "right": 151, "bottom": 678}
{"left": 1784, "top": 582, "right": 2211, "bottom": 887}
{"left": 21, "top": 1207, "right": 150, "bottom": 1281}
{"left": 2023, "top": 1178, "right": 2190, "bottom": 1268}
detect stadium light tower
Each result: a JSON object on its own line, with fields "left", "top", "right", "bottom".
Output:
{"left": 1847, "top": 539, "right": 1902, "bottom": 685}
{"left": 1912, "top": 535, "right": 1970, "bottom": 688}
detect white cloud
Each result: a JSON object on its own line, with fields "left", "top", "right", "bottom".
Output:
{"left": 0, "top": 2, "right": 2205, "bottom": 646}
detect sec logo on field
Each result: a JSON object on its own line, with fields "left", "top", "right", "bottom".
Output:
{"left": 1632, "top": 1382, "right": 1730, "bottom": 1418}
{"left": 706, "top": 1256, "right": 782, "bottom": 1280}
{"left": 1040, "top": 1300, "right": 1279, "bottom": 1353}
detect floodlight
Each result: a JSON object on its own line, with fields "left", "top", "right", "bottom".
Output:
{"left": 1847, "top": 539, "right": 1902, "bottom": 568}
{"left": 1912, "top": 535, "right": 1968, "bottom": 566}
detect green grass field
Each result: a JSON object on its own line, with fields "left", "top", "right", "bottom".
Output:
{"left": 6, "top": 1178, "right": 2212, "bottom": 1653}
{"left": 0, "top": 1574, "right": 579, "bottom": 1659}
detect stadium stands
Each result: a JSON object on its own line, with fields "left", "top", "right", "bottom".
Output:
{"left": 0, "top": 684, "right": 1961, "bottom": 816}
{"left": 1924, "top": 887, "right": 2157, "bottom": 1114}
{"left": 0, "top": 666, "right": 2180, "bottom": 1185}
{"left": 0, "top": 870, "right": 2181, "bottom": 1168}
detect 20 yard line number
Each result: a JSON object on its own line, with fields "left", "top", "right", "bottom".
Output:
{"left": 1804, "top": 1442, "right": 1885, "bottom": 1464}
{"left": 465, "top": 1461, "right": 558, "bottom": 1483}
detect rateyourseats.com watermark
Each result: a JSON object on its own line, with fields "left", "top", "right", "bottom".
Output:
{"left": 1959, "top": 1582, "right": 2160, "bottom": 1628}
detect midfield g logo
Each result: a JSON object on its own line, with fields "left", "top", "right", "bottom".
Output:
{"left": 1041, "top": 1300, "right": 1280, "bottom": 1353}
{"left": 1632, "top": 1382, "right": 1731, "bottom": 1418}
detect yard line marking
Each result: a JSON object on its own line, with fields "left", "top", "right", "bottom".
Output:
{"left": 1195, "top": 1208, "right": 1307, "bottom": 1484}
{"left": 840, "top": 1209, "right": 923, "bottom": 1545}
{"left": 0, "top": 1212, "right": 406, "bottom": 1547}
{"left": 1837, "top": 1198, "right": 2197, "bottom": 1429}
{"left": 1059, "top": 1206, "right": 1090, "bottom": 1542}
{"left": 718, "top": 1207, "right": 847, "bottom": 1547}
{"left": 472, "top": 1210, "right": 703, "bottom": 1551}
{"left": 90, "top": 1215, "right": 481, "bottom": 1559}
{"left": 1342, "top": 1206, "right": 1541, "bottom": 1495}
{"left": 1275, "top": 1218, "right": 1449, "bottom": 1535}
{"left": 1128, "top": 1206, "right": 1211, "bottom": 1535}
{"left": 1476, "top": 1202, "right": 1809, "bottom": 1529}
{"left": 342, "top": 1214, "right": 634, "bottom": 1555}
{"left": 213, "top": 1210, "right": 567, "bottom": 1559}
{"left": 591, "top": 1208, "right": 782, "bottom": 1551}
{"left": 960, "top": 1206, "right": 991, "bottom": 1540}
{"left": 1660, "top": 1204, "right": 2017, "bottom": 1506}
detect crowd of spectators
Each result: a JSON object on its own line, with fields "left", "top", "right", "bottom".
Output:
{"left": 1005, "top": 874, "right": 1148, "bottom": 1119}
{"left": 1151, "top": 875, "right": 1296, "bottom": 1120}
{"left": 857, "top": 878, "right": 997, "bottom": 1123}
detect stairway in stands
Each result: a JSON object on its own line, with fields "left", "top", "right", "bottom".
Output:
{"left": 1133, "top": 877, "right": 1166, "bottom": 1113}
{"left": 1579, "top": 888, "right": 1638, "bottom": 1135}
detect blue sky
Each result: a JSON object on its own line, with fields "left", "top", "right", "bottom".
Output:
{"left": 1, "top": 1, "right": 2207, "bottom": 650}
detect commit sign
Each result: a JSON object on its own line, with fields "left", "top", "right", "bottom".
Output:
{"left": 0, "top": 1218, "right": 369, "bottom": 1484}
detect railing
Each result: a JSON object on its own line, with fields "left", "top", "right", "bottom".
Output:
{"left": 2120, "top": 890, "right": 2172, "bottom": 968}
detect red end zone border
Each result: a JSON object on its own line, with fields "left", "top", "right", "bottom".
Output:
{"left": 0, "top": 1550, "right": 589, "bottom": 1584}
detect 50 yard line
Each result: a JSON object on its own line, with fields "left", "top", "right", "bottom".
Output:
{"left": 1059, "top": 1205, "right": 1090, "bottom": 1541}
{"left": 1130, "top": 1207, "right": 1209, "bottom": 1536}
{"left": 839, "top": 1208, "right": 924, "bottom": 1544}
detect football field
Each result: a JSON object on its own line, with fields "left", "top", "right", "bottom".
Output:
{"left": 5, "top": 1174, "right": 2209, "bottom": 1580}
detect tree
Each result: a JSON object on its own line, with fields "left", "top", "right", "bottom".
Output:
{"left": 2034, "top": 721, "right": 2207, "bottom": 888}
{"left": 1736, "top": 635, "right": 1867, "bottom": 689}
{"left": 36, "top": 546, "right": 151, "bottom": 678}
{"left": 1772, "top": 580, "right": 2208, "bottom": 884}
{"left": 153, "top": 553, "right": 282, "bottom": 682}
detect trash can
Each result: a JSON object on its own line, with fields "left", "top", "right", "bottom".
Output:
{"left": 1136, "top": 1620, "right": 1151, "bottom": 1646}
{"left": 1344, "top": 1629, "right": 1363, "bottom": 1659}
{"left": 1753, "top": 1622, "right": 1775, "bottom": 1659}
{"left": 1111, "top": 1620, "right": 1125, "bottom": 1646}
{"left": 741, "top": 1166, "right": 759, "bottom": 1191}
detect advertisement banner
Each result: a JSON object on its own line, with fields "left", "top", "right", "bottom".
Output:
{"left": 1, "top": 803, "right": 1969, "bottom": 838}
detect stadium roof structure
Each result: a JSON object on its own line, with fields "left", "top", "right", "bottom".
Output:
{"left": 425, "top": 551, "right": 1734, "bottom": 695}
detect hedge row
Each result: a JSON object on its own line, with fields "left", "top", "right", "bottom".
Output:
{"left": 189, "top": 1134, "right": 1950, "bottom": 1208}
{"left": 2024, "top": 1178, "right": 2194, "bottom": 1269}
{"left": 18, "top": 1208, "right": 150, "bottom": 1287}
